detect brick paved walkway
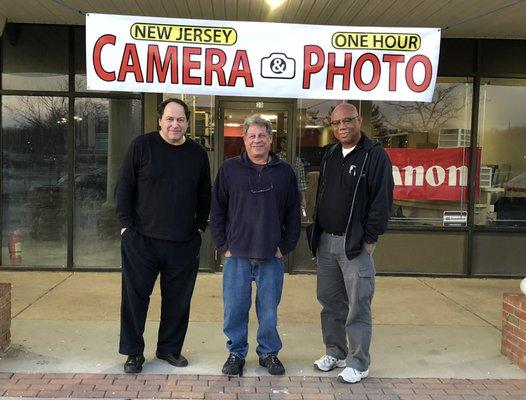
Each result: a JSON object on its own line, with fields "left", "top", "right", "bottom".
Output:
{"left": 0, "top": 373, "right": 525, "bottom": 399}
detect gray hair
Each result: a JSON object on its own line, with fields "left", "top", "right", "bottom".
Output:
{"left": 243, "top": 114, "right": 273, "bottom": 135}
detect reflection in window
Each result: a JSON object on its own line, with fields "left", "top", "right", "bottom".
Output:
{"left": 478, "top": 79, "right": 526, "bottom": 227}
{"left": 372, "top": 79, "right": 473, "bottom": 226}
{"left": 2, "top": 96, "right": 68, "bottom": 266}
{"left": 2, "top": 25, "right": 68, "bottom": 91}
{"left": 73, "top": 98, "right": 142, "bottom": 267}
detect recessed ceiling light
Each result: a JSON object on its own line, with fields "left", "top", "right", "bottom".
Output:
{"left": 266, "top": 0, "right": 286, "bottom": 10}
{"left": 260, "top": 114, "right": 278, "bottom": 120}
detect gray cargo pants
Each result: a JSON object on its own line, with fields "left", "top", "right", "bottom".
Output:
{"left": 316, "top": 232, "right": 376, "bottom": 371}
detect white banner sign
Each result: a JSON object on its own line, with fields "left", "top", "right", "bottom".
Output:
{"left": 86, "top": 13, "right": 441, "bottom": 101}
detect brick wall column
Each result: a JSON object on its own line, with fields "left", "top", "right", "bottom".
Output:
{"left": 501, "top": 292, "right": 526, "bottom": 370}
{"left": 0, "top": 282, "right": 11, "bottom": 352}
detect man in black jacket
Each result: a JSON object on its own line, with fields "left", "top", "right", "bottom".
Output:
{"left": 309, "top": 102, "right": 393, "bottom": 383}
{"left": 116, "top": 98, "right": 211, "bottom": 373}
{"left": 211, "top": 115, "right": 301, "bottom": 376}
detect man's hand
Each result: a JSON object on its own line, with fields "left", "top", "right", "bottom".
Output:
{"left": 364, "top": 242, "right": 376, "bottom": 255}
{"left": 224, "top": 250, "right": 232, "bottom": 258}
{"left": 275, "top": 248, "right": 283, "bottom": 258}
{"left": 121, "top": 228, "right": 127, "bottom": 236}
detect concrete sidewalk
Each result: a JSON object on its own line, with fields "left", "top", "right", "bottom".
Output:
{"left": 0, "top": 272, "right": 524, "bottom": 380}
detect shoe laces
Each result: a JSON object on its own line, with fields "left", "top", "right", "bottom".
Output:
{"left": 344, "top": 367, "right": 361, "bottom": 376}
{"left": 127, "top": 354, "right": 142, "bottom": 363}
{"left": 265, "top": 354, "right": 282, "bottom": 366}
{"left": 227, "top": 354, "right": 240, "bottom": 364}
{"left": 321, "top": 354, "right": 336, "bottom": 364}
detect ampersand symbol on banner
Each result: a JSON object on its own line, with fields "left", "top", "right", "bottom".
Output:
{"left": 270, "top": 58, "right": 287, "bottom": 74}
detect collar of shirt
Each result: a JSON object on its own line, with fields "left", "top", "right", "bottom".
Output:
{"left": 341, "top": 145, "right": 356, "bottom": 158}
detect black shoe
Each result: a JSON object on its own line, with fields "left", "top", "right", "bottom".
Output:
{"left": 259, "top": 354, "right": 285, "bottom": 375}
{"left": 222, "top": 353, "right": 245, "bottom": 376}
{"left": 156, "top": 351, "right": 188, "bottom": 367}
{"left": 124, "top": 354, "right": 145, "bottom": 373}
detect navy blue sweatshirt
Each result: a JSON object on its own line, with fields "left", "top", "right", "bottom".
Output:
{"left": 211, "top": 151, "right": 301, "bottom": 259}
{"left": 116, "top": 132, "right": 211, "bottom": 241}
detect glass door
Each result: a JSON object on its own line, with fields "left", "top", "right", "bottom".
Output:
{"left": 213, "top": 97, "right": 296, "bottom": 272}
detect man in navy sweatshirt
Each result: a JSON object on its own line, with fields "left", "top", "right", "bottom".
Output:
{"left": 116, "top": 98, "right": 211, "bottom": 373}
{"left": 211, "top": 115, "right": 301, "bottom": 376}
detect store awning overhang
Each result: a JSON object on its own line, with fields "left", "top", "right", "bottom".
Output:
{"left": 0, "top": 0, "right": 526, "bottom": 39}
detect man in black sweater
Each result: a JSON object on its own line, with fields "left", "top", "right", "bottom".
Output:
{"left": 116, "top": 98, "right": 211, "bottom": 373}
{"left": 308, "top": 103, "right": 393, "bottom": 384}
{"left": 211, "top": 115, "right": 301, "bottom": 376}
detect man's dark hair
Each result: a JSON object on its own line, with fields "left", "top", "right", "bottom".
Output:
{"left": 157, "top": 98, "right": 191, "bottom": 120}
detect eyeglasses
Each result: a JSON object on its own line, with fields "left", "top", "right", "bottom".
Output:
{"left": 330, "top": 116, "right": 359, "bottom": 128}
{"left": 249, "top": 173, "right": 274, "bottom": 194}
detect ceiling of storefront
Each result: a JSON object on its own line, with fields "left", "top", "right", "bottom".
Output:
{"left": 0, "top": 0, "right": 526, "bottom": 39}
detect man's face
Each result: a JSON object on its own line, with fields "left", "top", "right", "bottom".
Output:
{"left": 158, "top": 102, "right": 188, "bottom": 145}
{"left": 243, "top": 124, "right": 273, "bottom": 161}
{"left": 331, "top": 104, "right": 362, "bottom": 148}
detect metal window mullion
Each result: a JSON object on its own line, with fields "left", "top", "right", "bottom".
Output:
{"left": 466, "top": 40, "right": 482, "bottom": 277}
{"left": 66, "top": 26, "right": 75, "bottom": 269}
{"left": 0, "top": 36, "right": 3, "bottom": 265}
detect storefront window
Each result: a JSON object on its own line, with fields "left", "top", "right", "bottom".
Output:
{"left": 2, "top": 25, "right": 68, "bottom": 91}
{"left": 2, "top": 96, "right": 68, "bottom": 266}
{"left": 73, "top": 98, "right": 142, "bottom": 267}
{"left": 372, "top": 78, "right": 473, "bottom": 227}
{"left": 294, "top": 84, "right": 473, "bottom": 272}
{"left": 477, "top": 79, "right": 526, "bottom": 227}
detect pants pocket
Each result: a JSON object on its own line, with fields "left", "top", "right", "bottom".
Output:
{"left": 357, "top": 249, "right": 376, "bottom": 277}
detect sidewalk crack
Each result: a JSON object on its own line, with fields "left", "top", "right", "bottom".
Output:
{"left": 13, "top": 272, "right": 74, "bottom": 319}
{"left": 417, "top": 278, "right": 501, "bottom": 332}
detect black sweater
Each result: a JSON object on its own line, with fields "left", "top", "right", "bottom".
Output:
{"left": 211, "top": 151, "right": 301, "bottom": 259}
{"left": 116, "top": 132, "right": 211, "bottom": 241}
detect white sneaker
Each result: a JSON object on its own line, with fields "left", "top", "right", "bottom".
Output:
{"left": 313, "top": 354, "right": 346, "bottom": 371}
{"left": 337, "top": 367, "right": 369, "bottom": 383}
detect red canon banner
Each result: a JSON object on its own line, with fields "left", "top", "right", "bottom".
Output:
{"left": 385, "top": 148, "right": 481, "bottom": 201}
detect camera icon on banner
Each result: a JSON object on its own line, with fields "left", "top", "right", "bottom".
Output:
{"left": 260, "top": 53, "right": 296, "bottom": 79}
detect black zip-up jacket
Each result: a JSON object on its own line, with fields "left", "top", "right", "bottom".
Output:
{"left": 211, "top": 151, "right": 301, "bottom": 259}
{"left": 308, "top": 134, "right": 393, "bottom": 261}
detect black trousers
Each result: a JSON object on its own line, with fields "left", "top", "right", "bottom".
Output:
{"left": 119, "top": 228, "right": 201, "bottom": 356}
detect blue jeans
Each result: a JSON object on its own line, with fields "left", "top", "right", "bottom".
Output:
{"left": 222, "top": 257, "right": 284, "bottom": 359}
